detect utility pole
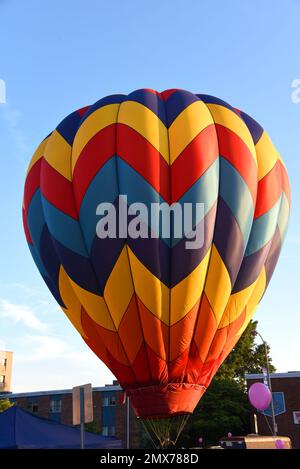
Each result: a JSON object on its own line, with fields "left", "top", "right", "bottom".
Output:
{"left": 256, "top": 331, "right": 277, "bottom": 436}
{"left": 254, "top": 413, "right": 258, "bottom": 434}
{"left": 126, "top": 395, "right": 130, "bottom": 449}
{"left": 80, "top": 386, "right": 85, "bottom": 449}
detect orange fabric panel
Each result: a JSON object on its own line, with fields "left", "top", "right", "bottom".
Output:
{"left": 118, "top": 294, "right": 144, "bottom": 365}
{"left": 192, "top": 293, "right": 217, "bottom": 363}
{"left": 106, "top": 349, "right": 136, "bottom": 388}
{"left": 169, "top": 299, "right": 200, "bottom": 362}
{"left": 198, "top": 360, "right": 217, "bottom": 387}
{"left": 185, "top": 341, "right": 204, "bottom": 383}
{"left": 204, "top": 327, "right": 228, "bottom": 364}
{"left": 131, "top": 343, "right": 152, "bottom": 385}
{"left": 81, "top": 308, "right": 130, "bottom": 367}
{"left": 200, "top": 308, "right": 247, "bottom": 388}
{"left": 137, "top": 297, "right": 169, "bottom": 360}
{"left": 168, "top": 347, "right": 190, "bottom": 383}
{"left": 146, "top": 343, "right": 168, "bottom": 385}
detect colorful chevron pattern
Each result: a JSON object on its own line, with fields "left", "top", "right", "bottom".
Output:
{"left": 23, "top": 89, "right": 290, "bottom": 418}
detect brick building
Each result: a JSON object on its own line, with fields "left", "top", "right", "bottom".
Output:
{"left": 0, "top": 351, "right": 13, "bottom": 393}
{"left": 246, "top": 372, "right": 300, "bottom": 449}
{"left": 0, "top": 381, "right": 142, "bottom": 448}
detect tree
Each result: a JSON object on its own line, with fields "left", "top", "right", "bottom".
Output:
{"left": 180, "top": 320, "right": 275, "bottom": 447}
{"left": 0, "top": 399, "right": 13, "bottom": 413}
{"left": 84, "top": 420, "right": 100, "bottom": 434}
{"left": 181, "top": 378, "right": 251, "bottom": 447}
{"left": 217, "top": 320, "right": 276, "bottom": 388}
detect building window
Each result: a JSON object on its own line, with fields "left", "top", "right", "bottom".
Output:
{"left": 27, "top": 398, "right": 39, "bottom": 413}
{"left": 0, "top": 375, "right": 5, "bottom": 384}
{"left": 102, "top": 395, "right": 116, "bottom": 407}
{"left": 1, "top": 358, "right": 7, "bottom": 367}
{"left": 101, "top": 425, "right": 115, "bottom": 436}
{"left": 109, "top": 426, "right": 115, "bottom": 436}
{"left": 50, "top": 398, "right": 62, "bottom": 413}
{"left": 102, "top": 426, "right": 108, "bottom": 436}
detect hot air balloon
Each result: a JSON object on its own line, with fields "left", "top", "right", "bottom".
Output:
{"left": 22, "top": 89, "right": 290, "bottom": 447}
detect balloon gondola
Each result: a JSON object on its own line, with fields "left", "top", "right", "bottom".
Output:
{"left": 23, "top": 89, "right": 290, "bottom": 447}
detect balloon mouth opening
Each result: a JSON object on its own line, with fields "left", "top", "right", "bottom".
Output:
{"left": 126, "top": 383, "right": 206, "bottom": 449}
{"left": 126, "top": 382, "right": 206, "bottom": 419}
{"left": 138, "top": 411, "right": 191, "bottom": 420}
{"left": 140, "top": 414, "right": 191, "bottom": 448}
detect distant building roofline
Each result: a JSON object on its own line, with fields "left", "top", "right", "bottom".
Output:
{"left": 0, "top": 384, "right": 122, "bottom": 400}
{"left": 246, "top": 372, "right": 300, "bottom": 380}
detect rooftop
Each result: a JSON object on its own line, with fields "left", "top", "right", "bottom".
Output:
{"left": 0, "top": 382, "right": 122, "bottom": 400}
{"left": 246, "top": 371, "right": 300, "bottom": 379}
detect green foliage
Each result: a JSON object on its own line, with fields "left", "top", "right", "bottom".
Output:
{"left": 217, "top": 320, "right": 275, "bottom": 388}
{"left": 84, "top": 420, "right": 100, "bottom": 434}
{"left": 0, "top": 399, "right": 13, "bottom": 412}
{"left": 181, "top": 378, "right": 251, "bottom": 447}
{"left": 139, "top": 420, "right": 156, "bottom": 449}
{"left": 180, "top": 320, "right": 275, "bottom": 447}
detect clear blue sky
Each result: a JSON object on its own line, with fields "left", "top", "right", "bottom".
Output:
{"left": 0, "top": 0, "right": 299, "bottom": 392}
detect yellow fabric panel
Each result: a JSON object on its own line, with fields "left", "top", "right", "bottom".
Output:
{"left": 127, "top": 247, "right": 170, "bottom": 324}
{"left": 218, "top": 278, "right": 261, "bottom": 328}
{"left": 117, "top": 100, "right": 169, "bottom": 163}
{"left": 169, "top": 101, "right": 214, "bottom": 164}
{"left": 72, "top": 104, "right": 120, "bottom": 171}
{"left": 236, "top": 267, "right": 267, "bottom": 337}
{"left": 44, "top": 130, "right": 72, "bottom": 180}
{"left": 277, "top": 151, "right": 286, "bottom": 169}
{"left": 26, "top": 138, "right": 49, "bottom": 176}
{"left": 58, "top": 266, "right": 87, "bottom": 338}
{"left": 204, "top": 245, "right": 232, "bottom": 324}
{"left": 171, "top": 249, "right": 211, "bottom": 324}
{"left": 66, "top": 275, "right": 115, "bottom": 331}
{"left": 206, "top": 104, "right": 257, "bottom": 163}
{"left": 104, "top": 246, "right": 134, "bottom": 329}
{"left": 255, "top": 131, "right": 278, "bottom": 181}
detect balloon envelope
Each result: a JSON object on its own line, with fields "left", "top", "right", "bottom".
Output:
{"left": 23, "top": 89, "right": 290, "bottom": 422}
{"left": 248, "top": 382, "right": 272, "bottom": 410}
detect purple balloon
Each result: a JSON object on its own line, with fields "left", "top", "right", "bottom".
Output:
{"left": 275, "top": 439, "right": 284, "bottom": 450}
{"left": 248, "top": 382, "right": 272, "bottom": 411}
{"left": 198, "top": 437, "right": 203, "bottom": 444}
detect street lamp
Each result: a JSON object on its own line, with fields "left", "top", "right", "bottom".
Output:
{"left": 255, "top": 331, "right": 278, "bottom": 436}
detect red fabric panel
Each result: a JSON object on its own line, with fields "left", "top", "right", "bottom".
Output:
{"left": 189, "top": 293, "right": 217, "bottom": 370}
{"left": 280, "top": 162, "right": 291, "bottom": 204}
{"left": 216, "top": 124, "right": 257, "bottom": 204}
{"left": 131, "top": 343, "right": 152, "bottom": 385}
{"left": 77, "top": 106, "right": 90, "bottom": 116}
{"left": 171, "top": 125, "right": 218, "bottom": 202}
{"left": 73, "top": 124, "right": 116, "bottom": 209}
{"left": 254, "top": 160, "right": 283, "bottom": 218}
{"left": 23, "top": 159, "right": 42, "bottom": 214}
{"left": 146, "top": 343, "right": 168, "bottom": 385}
{"left": 40, "top": 159, "right": 78, "bottom": 219}
{"left": 160, "top": 89, "right": 180, "bottom": 101}
{"left": 168, "top": 348, "right": 190, "bottom": 383}
{"left": 117, "top": 123, "right": 171, "bottom": 203}
{"left": 22, "top": 206, "right": 32, "bottom": 244}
